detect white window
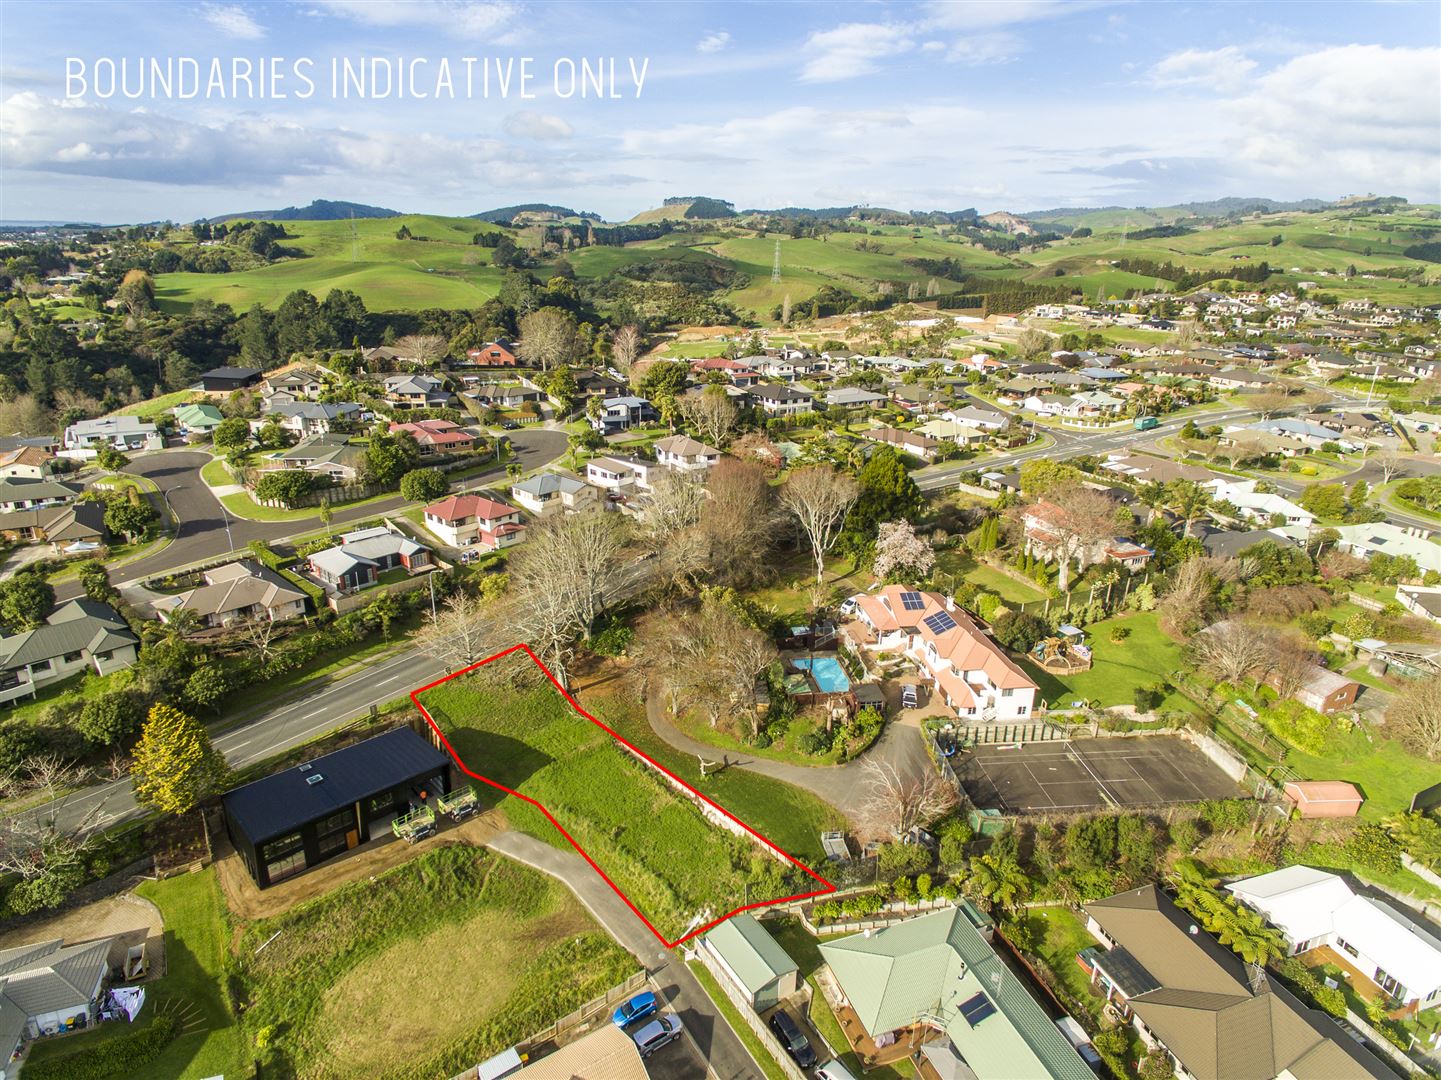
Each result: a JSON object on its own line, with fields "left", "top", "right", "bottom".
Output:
{"left": 1001, "top": 688, "right": 1013, "bottom": 698}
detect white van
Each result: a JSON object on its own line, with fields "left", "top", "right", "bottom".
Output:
{"left": 817, "top": 1061, "right": 859, "bottom": 1080}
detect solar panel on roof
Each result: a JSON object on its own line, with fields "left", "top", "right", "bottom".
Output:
{"left": 959, "top": 992, "right": 996, "bottom": 1027}
{"left": 923, "top": 610, "right": 957, "bottom": 635}
{"left": 899, "top": 591, "right": 925, "bottom": 611}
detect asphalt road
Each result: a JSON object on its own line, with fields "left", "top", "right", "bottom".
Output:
{"left": 70, "top": 427, "right": 568, "bottom": 593}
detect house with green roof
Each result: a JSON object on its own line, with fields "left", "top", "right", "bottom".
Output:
{"left": 819, "top": 905, "right": 1093, "bottom": 1080}
{"left": 702, "top": 914, "right": 799, "bottom": 1011}
{"left": 172, "top": 402, "right": 225, "bottom": 435}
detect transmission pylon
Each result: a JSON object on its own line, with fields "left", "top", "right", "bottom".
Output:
{"left": 771, "top": 239, "right": 781, "bottom": 284}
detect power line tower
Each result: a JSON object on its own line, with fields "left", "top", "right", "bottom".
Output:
{"left": 771, "top": 238, "right": 781, "bottom": 285}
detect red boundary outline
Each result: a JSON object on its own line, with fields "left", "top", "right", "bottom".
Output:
{"left": 410, "top": 643, "right": 836, "bottom": 947}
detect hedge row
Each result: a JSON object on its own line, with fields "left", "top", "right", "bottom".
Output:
{"left": 24, "top": 1015, "right": 179, "bottom": 1080}
{"left": 246, "top": 540, "right": 326, "bottom": 607}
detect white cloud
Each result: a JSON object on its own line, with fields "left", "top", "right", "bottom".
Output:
{"left": 922, "top": 0, "right": 1113, "bottom": 31}
{"left": 697, "top": 30, "right": 731, "bottom": 54}
{"left": 1150, "top": 46, "right": 1257, "bottom": 91}
{"left": 946, "top": 32, "right": 1023, "bottom": 65}
{"left": 306, "top": 0, "right": 518, "bottom": 38}
{"left": 798, "top": 23, "right": 916, "bottom": 83}
{"left": 503, "top": 110, "right": 573, "bottom": 140}
{"left": 198, "top": 3, "right": 265, "bottom": 40}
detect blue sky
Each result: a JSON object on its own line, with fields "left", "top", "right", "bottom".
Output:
{"left": 2, "top": 1, "right": 1438, "bottom": 222}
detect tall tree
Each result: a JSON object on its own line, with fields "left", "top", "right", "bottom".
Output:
{"left": 872, "top": 520, "right": 935, "bottom": 582}
{"left": 131, "top": 703, "right": 231, "bottom": 816}
{"left": 847, "top": 446, "right": 923, "bottom": 544}
{"left": 680, "top": 385, "right": 739, "bottom": 447}
{"left": 781, "top": 465, "right": 860, "bottom": 583}
{"left": 611, "top": 324, "right": 642, "bottom": 377}
{"left": 518, "top": 307, "right": 579, "bottom": 372}
{"left": 1387, "top": 672, "right": 1441, "bottom": 761}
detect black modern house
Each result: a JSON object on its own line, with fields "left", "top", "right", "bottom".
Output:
{"left": 199, "top": 366, "right": 262, "bottom": 393}
{"left": 222, "top": 727, "right": 453, "bottom": 888}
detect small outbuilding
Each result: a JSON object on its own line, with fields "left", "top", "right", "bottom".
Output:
{"left": 702, "top": 913, "right": 799, "bottom": 1011}
{"left": 222, "top": 727, "right": 452, "bottom": 888}
{"left": 1282, "top": 780, "right": 1364, "bottom": 819}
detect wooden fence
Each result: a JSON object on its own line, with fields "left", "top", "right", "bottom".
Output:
{"left": 691, "top": 943, "right": 809, "bottom": 1080}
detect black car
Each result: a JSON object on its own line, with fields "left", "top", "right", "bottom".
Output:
{"left": 768, "top": 1009, "right": 817, "bottom": 1068}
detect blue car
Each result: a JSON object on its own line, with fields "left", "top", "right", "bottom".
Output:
{"left": 612, "top": 991, "right": 659, "bottom": 1028}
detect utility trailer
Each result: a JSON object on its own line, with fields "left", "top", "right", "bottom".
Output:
{"left": 391, "top": 804, "right": 437, "bottom": 843}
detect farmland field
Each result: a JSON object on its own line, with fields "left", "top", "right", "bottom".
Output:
{"left": 234, "top": 846, "right": 634, "bottom": 1080}
{"left": 415, "top": 650, "right": 825, "bottom": 941}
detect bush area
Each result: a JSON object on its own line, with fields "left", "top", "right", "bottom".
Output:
{"left": 233, "top": 846, "right": 635, "bottom": 1080}
{"left": 23, "top": 1016, "right": 179, "bottom": 1080}
{"left": 418, "top": 658, "right": 816, "bottom": 939}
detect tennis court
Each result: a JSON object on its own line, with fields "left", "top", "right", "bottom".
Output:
{"left": 958, "top": 736, "right": 1242, "bottom": 812}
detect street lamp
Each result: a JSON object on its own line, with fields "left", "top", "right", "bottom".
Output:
{"left": 219, "top": 502, "right": 234, "bottom": 553}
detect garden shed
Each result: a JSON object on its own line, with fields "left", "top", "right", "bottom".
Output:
{"left": 702, "top": 914, "right": 799, "bottom": 1011}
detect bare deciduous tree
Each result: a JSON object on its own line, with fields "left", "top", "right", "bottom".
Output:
{"left": 858, "top": 759, "right": 958, "bottom": 840}
{"left": 1159, "top": 555, "right": 1230, "bottom": 638}
{"left": 1375, "top": 451, "right": 1404, "bottom": 485}
{"left": 611, "top": 324, "right": 642, "bottom": 378}
{"left": 519, "top": 308, "right": 579, "bottom": 373}
{"left": 872, "top": 520, "right": 935, "bottom": 581}
{"left": 1029, "top": 488, "right": 1117, "bottom": 592}
{"left": 1387, "top": 672, "right": 1441, "bottom": 761}
{"left": 415, "top": 590, "right": 508, "bottom": 673}
{"left": 0, "top": 756, "right": 105, "bottom": 883}
{"left": 1266, "top": 632, "right": 1317, "bottom": 701}
{"left": 643, "top": 472, "right": 707, "bottom": 547}
{"left": 235, "top": 615, "right": 280, "bottom": 665}
{"left": 394, "top": 333, "right": 448, "bottom": 367}
{"left": 680, "top": 386, "right": 739, "bottom": 447}
{"left": 780, "top": 465, "right": 860, "bottom": 583}
{"left": 697, "top": 459, "right": 780, "bottom": 586}
{"left": 1186, "top": 619, "right": 1271, "bottom": 686}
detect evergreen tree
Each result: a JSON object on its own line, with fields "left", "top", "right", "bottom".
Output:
{"left": 132, "top": 703, "right": 231, "bottom": 815}
{"left": 845, "top": 446, "right": 924, "bottom": 544}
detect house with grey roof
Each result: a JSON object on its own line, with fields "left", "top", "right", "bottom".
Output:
{"left": 382, "top": 373, "right": 451, "bottom": 410}
{"left": 0, "top": 500, "right": 107, "bottom": 549}
{"left": 1331, "top": 522, "right": 1441, "bottom": 576}
{"left": 825, "top": 386, "right": 890, "bottom": 410}
{"left": 0, "top": 478, "right": 81, "bottom": 515}
{"left": 0, "top": 600, "right": 138, "bottom": 704}
{"left": 153, "top": 560, "right": 308, "bottom": 629}
{"left": 0, "top": 936, "right": 114, "bottom": 1045}
{"left": 820, "top": 904, "right": 1093, "bottom": 1080}
{"left": 260, "top": 401, "right": 364, "bottom": 438}
{"left": 511, "top": 472, "right": 600, "bottom": 517}
{"left": 272, "top": 433, "right": 364, "bottom": 483}
{"left": 702, "top": 914, "right": 798, "bottom": 1011}
{"left": 307, "top": 526, "right": 433, "bottom": 595}
{"left": 589, "top": 395, "right": 659, "bottom": 434}
{"left": 61, "top": 416, "right": 162, "bottom": 456}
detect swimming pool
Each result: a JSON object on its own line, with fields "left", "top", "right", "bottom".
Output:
{"left": 792, "top": 656, "right": 851, "bottom": 694}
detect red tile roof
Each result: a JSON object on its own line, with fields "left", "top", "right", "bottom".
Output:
{"left": 424, "top": 494, "right": 519, "bottom": 523}
{"left": 858, "top": 585, "right": 1036, "bottom": 692}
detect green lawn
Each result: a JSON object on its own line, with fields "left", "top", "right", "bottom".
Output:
{"left": 199, "top": 456, "right": 233, "bottom": 488}
{"left": 417, "top": 658, "right": 825, "bottom": 940}
{"left": 235, "top": 846, "right": 634, "bottom": 1080}
{"left": 1015, "top": 906, "right": 1103, "bottom": 1023}
{"left": 219, "top": 486, "right": 398, "bottom": 522}
{"left": 1021, "top": 612, "right": 1189, "bottom": 712}
{"left": 1280, "top": 729, "right": 1441, "bottom": 820}
{"left": 108, "top": 389, "right": 205, "bottom": 419}
{"left": 965, "top": 564, "right": 1049, "bottom": 605}
{"left": 24, "top": 871, "right": 248, "bottom": 1080}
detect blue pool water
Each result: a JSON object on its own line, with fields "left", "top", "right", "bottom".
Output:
{"left": 793, "top": 657, "right": 851, "bottom": 694}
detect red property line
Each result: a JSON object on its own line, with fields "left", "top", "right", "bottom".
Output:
{"left": 410, "top": 643, "right": 835, "bottom": 948}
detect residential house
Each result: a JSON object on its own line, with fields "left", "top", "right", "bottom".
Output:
{"left": 472, "top": 382, "right": 542, "bottom": 409}
{"left": 589, "top": 395, "right": 659, "bottom": 435}
{"left": 0, "top": 937, "right": 114, "bottom": 1043}
{"left": 383, "top": 374, "right": 451, "bottom": 410}
{"left": 262, "top": 367, "right": 324, "bottom": 400}
{"left": 153, "top": 560, "right": 308, "bottom": 629}
{"left": 0, "top": 446, "right": 54, "bottom": 480}
{"left": 653, "top": 434, "right": 721, "bottom": 472}
{"left": 1023, "top": 392, "right": 1076, "bottom": 416}
{"left": 1022, "top": 501, "right": 1153, "bottom": 572}
{"left": 0, "top": 478, "right": 81, "bottom": 514}
{"left": 1208, "top": 369, "right": 1279, "bottom": 392}
{"left": 1071, "top": 390, "right": 1125, "bottom": 415}
{"left": 574, "top": 369, "right": 628, "bottom": 399}
{"left": 172, "top": 402, "right": 224, "bottom": 436}
{"left": 748, "top": 383, "right": 815, "bottom": 417}
{"left": 825, "top": 386, "right": 889, "bottom": 410}
{"left": 273, "top": 433, "right": 364, "bottom": 483}
{"left": 466, "top": 338, "right": 520, "bottom": 366}
{"left": 1265, "top": 663, "right": 1360, "bottom": 714}
{"left": 584, "top": 455, "right": 661, "bottom": 494}
{"left": 1397, "top": 584, "right": 1441, "bottom": 625}
{"left": 820, "top": 905, "right": 1094, "bottom": 1080}
{"left": 846, "top": 585, "right": 1038, "bottom": 721}
{"left": 917, "top": 419, "right": 988, "bottom": 446}
{"left": 0, "top": 501, "right": 105, "bottom": 549}
{"left": 263, "top": 401, "right": 364, "bottom": 438}
{"left": 691, "top": 357, "right": 761, "bottom": 387}
{"left": 422, "top": 494, "right": 525, "bottom": 550}
{"left": 307, "top": 526, "right": 433, "bottom": 595}
{"left": 389, "top": 419, "right": 476, "bottom": 453}
{"left": 0, "top": 600, "right": 139, "bottom": 705}
{"left": 62, "top": 416, "right": 162, "bottom": 455}
{"left": 1083, "top": 885, "right": 1391, "bottom": 1080}
{"left": 701, "top": 914, "right": 799, "bottom": 1012}
{"left": 1225, "top": 419, "right": 1337, "bottom": 452}
{"left": 1330, "top": 522, "right": 1441, "bottom": 576}
{"left": 1203, "top": 478, "right": 1315, "bottom": 529}
{"left": 861, "top": 426, "right": 941, "bottom": 461}
{"left": 199, "top": 366, "right": 262, "bottom": 393}
{"left": 1227, "top": 866, "right": 1441, "bottom": 1014}
{"left": 1102, "top": 453, "right": 1226, "bottom": 487}
{"left": 511, "top": 472, "right": 600, "bottom": 517}
{"left": 943, "top": 404, "right": 1009, "bottom": 431}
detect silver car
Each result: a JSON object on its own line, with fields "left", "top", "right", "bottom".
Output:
{"left": 632, "top": 1015, "right": 684, "bottom": 1057}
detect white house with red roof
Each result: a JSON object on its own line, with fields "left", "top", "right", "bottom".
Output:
{"left": 691, "top": 357, "right": 761, "bottom": 387}
{"left": 846, "top": 585, "right": 1038, "bottom": 721}
{"left": 1023, "top": 501, "right": 1154, "bottom": 572}
{"left": 389, "top": 419, "right": 476, "bottom": 453}
{"left": 422, "top": 494, "right": 526, "bottom": 550}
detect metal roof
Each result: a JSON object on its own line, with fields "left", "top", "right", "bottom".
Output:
{"left": 223, "top": 727, "right": 451, "bottom": 845}
{"left": 0, "top": 600, "right": 136, "bottom": 669}
{"left": 0, "top": 937, "right": 110, "bottom": 1017}
{"left": 704, "top": 914, "right": 797, "bottom": 994}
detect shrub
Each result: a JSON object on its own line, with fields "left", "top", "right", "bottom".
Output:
{"left": 1343, "top": 822, "right": 1402, "bottom": 875}
{"left": 916, "top": 873, "right": 933, "bottom": 900}
{"left": 399, "top": 467, "right": 449, "bottom": 503}
{"left": 77, "top": 690, "right": 146, "bottom": 748}
{"left": 1110, "top": 626, "right": 1131, "bottom": 644}
{"left": 892, "top": 875, "right": 916, "bottom": 902}
{"left": 939, "top": 819, "right": 975, "bottom": 868}
{"left": 796, "top": 726, "right": 830, "bottom": 756}
{"left": 1297, "top": 612, "right": 1334, "bottom": 639}
{"left": 1259, "top": 700, "right": 1337, "bottom": 755}
{"left": 23, "top": 1015, "right": 179, "bottom": 1080}
{"left": 992, "top": 610, "right": 1047, "bottom": 652}
{"left": 973, "top": 591, "right": 1004, "bottom": 624}
{"left": 877, "top": 841, "right": 931, "bottom": 877}
{"left": 253, "top": 469, "right": 323, "bottom": 506}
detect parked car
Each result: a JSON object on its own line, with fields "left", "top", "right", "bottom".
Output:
{"left": 817, "top": 1061, "right": 860, "bottom": 1080}
{"left": 632, "top": 1015, "right": 683, "bottom": 1057}
{"left": 612, "top": 991, "right": 658, "bottom": 1028}
{"left": 900, "top": 682, "right": 919, "bottom": 710}
{"left": 838, "top": 596, "right": 859, "bottom": 616}
{"left": 768, "top": 1009, "right": 817, "bottom": 1068}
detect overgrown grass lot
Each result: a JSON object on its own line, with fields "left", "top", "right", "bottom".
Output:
{"left": 417, "top": 655, "right": 821, "bottom": 940}
{"left": 234, "top": 846, "right": 634, "bottom": 1080}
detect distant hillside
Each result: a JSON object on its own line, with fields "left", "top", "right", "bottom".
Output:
{"left": 1020, "top": 197, "right": 1337, "bottom": 231}
{"left": 209, "top": 199, "right": 399, "bottom": 223}
{"left": 470, "top": 203, "right": 601, "bottom": 225}
{"left": 629, "top": 197, "right": 738, "bottom": 224}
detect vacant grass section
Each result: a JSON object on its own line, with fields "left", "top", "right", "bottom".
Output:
{"left": 235, "top": 846, "right": 634, "bottom": 1080}
{"left": 418, "top": 660, "right": 813, "bottom": 940}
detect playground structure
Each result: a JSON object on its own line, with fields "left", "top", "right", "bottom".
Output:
{"left": 437, "top": 784, "right": 480, "bottom": 822}
{"left": 1030, "top": 635, "right": 1092, "bottom": 675}
{"left": 391, "top": 804, "right": 437, "bottom": 843}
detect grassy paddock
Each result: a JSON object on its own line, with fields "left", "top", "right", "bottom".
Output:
{"left": 417, "top": 656, "right": 821, "bottom": 940}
